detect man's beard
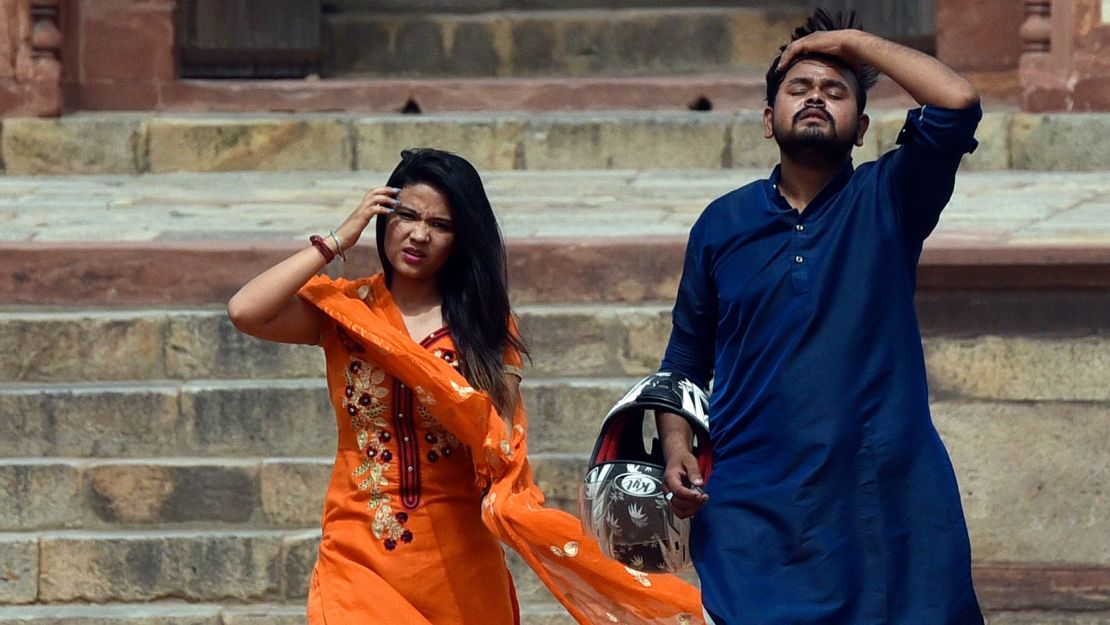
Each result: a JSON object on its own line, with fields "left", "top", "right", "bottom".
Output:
{"left": 773, "top": 109, "right": 857, "bottom": 165}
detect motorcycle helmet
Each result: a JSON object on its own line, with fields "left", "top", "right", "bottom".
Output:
{"left": 579, "top": 372, "right": 711, "bottom": 573}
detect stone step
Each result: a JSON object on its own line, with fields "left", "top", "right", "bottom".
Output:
{"left": 0, "top": 603, "right": 580, "bottom": 625}
{"left": 0, "top": 378, "right": 624, "bottom": 458}
{"left": 2, "top": 110, "right": 1109, "bottom": 175}
{"left": 0, "top": 603, "right": 578, "bottom": 625}
{"left": 0, "top": 453, "right": 585, "bottom": 532}
{"left": 0, "top": 528, "right": 556, "bottom": 611}
{"left": 0, "top": 304, "right": 1106, "bottom": 396}
{"left": 320, "top": 6, "right": 808, "bottom": 79}
{"left": 328, "top": 0, "right": 802, "bottom": 14}
{"left": 0, "top": 526, "right": 1106, "bottom": 614}
{"left": 1, "top": 605, "right": 1107, "bottom": 625}
{"left": 1, "top": 397, "right": 1106, "bottom": 565}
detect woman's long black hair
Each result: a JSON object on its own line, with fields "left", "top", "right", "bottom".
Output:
{"left": 377, "top": 148, "right": 528, "bottom": 416}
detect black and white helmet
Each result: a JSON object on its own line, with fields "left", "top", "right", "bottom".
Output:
{"left": 579, "top": 372, "right": 711, "bottom": 573}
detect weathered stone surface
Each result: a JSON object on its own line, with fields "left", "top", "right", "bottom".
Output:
{"left": 179, "top": 381, "right": 336, "bottom": 457}
{"left": 925, "top": 337, "right": 1110, "bottom": 401}
{"left": 505, "top": 550, "right": 557, "bottom": 606}
{"left": 520, "top": 114, "right": 730, "bottom": 170}
{"left": 985, "top": 612, "right": 1110, "bottom": 625}
{"left": 280, "top": 532, "right": 320, "bottom": 600}
{"left": 553, "top": 18, "right": 607, "bottom": 76}
{"left": 507, "top": 239, "right": 686, "bottom": 305}
{"left": 521, "top": 379, "right": 629, "bottom": 453}
{"left": 86, "top": 462, "right": 260, "bottom": 525}
{"left": 260, "top": 460, "right": 330, "bottom": 527}
{"left": 0, "top": 535, "right": 37, "bottom": 603}
{"left": 0, "top": 461, "right": 83, "bottom": 530}
{"left": 165, "top": 313, "right": 323, "bottom": 380}
{"left": 727, "top": 113, "right": 779, "bottom": 169}
{"left": 1, "top": 117, "right": 144, "bottom": 175}
{"left": 446, "top": 20, "right": 507, "bottom": 77}
{"left": 528, "top": 454, "right": 589, "bottom": 515}
{"left": 518, "top": 608, "right": 577, "bottom": 625}
{"left": 0, "top": 384, "right": 181, "bottom": 457}
{"left": 38, "top": 531, "right": 287, "bottom": 602}
{"left": 936, "top": 400, "right": 1110, "bottom": 565}
{"left": 0, "top": 604, "right": 221, "bottom": 625}
{"left": 324, "top": 7, "right": 802, "bottom": 78}
{"left": 220, "top": 605, "right": 305, "bottom": 625}
{"left": 727, "top": 9, "right": 810, "bottom": 71}
{"left": 1011, "top": 114, "right": 1110, "bottom": 171}
{"left": 0, "top": 312, "right": 165, "bottom": 382}
{"left": 355, "top": 117, "right": 523, "bottom": 171}
{"left": 608, "top": 13, "right": 732, "bottom": 75}
{"left": 519, "top": 305, "right": 670, "bottom": 378}
{"left": 962, "top": 111, "right": 1011, "bottom": 171}
{"left": 510, "top": 17, "right": 560, "bottom": 76}
{"left": 320, "top": 15, "right": 393, "bottom": 77}
{"left": 975, "top": 563, "right": 1110, "bottom": 612}
{"left": 147, "top": 119, "right": 352, "bottom": 174}
{"left": 393, "top": 18, "right": 448, "bottom": 76}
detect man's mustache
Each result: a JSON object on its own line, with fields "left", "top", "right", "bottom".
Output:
{"left": 793, "top": 107, "right": 833, "bottom": 124}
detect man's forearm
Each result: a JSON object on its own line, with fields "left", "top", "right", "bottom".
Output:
{"left": 848, "top": 31, "right": 978, "bottom": 109}
{"left": 656, "top": 411, "right": 694, "bottom": 456}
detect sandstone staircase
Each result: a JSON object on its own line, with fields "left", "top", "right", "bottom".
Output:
{"left": 1, "top": 2, "right": 1109, "bottom": 622}
{"left": 0, "top": 152, "right": 1107, "bottom": 624}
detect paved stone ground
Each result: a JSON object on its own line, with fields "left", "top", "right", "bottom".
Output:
{"left": 0, "top": 169, "right": 1108, "bottom": 248}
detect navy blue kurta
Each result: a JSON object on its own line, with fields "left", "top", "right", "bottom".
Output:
{"left": 661, "top": 105, "right": 984, "bottom": 624}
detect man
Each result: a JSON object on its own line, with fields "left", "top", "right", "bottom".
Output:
{"left": 656, "top": 9, "right": 984, "bottom": 625}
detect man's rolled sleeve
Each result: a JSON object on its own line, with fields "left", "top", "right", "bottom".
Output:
{"left": 895, "top": 103, "right": 983, "bottom": 155}
{"left": 887, "top": 103, "right": 983, "bottom": 243}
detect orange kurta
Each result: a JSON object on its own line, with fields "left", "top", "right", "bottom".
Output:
{"left": 300, "top": 273, "right": 703, "bottom": 625}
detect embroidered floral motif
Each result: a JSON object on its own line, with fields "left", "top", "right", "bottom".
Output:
{"left": 343, "top": 352, "right": 412, "bottom": 549}
{"left": 416, "top": 400, "right": 462, "bottom": 463}
{"left": 372, "top": 506, "right": 414, "bottom": 551}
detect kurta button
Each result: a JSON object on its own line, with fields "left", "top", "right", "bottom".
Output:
{"left": 795, "top": 255, "right": 805, "bottom": 263}
{"left": 403, "top": 436, "right": 409, "bottom": 442}
{"left": 407, "top": 466, "right": 413, "bottom": 472}
{"left": 795, "top": 224, "right": 805, "bottom": 231}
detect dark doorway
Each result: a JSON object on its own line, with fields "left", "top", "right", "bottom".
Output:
{"left": 177, "top": 0, "right": 323, "bottom": 78}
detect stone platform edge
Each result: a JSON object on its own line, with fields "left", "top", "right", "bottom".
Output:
{"left": 1, "top": 239, "right": 1107, "bottom": 307}
{"left": 2, "top": 109, "right": 1108, "bottom": 175}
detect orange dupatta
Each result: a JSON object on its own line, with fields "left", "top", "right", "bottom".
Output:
{"left": 300, "top": 276, "right": 703, "bottom": 625}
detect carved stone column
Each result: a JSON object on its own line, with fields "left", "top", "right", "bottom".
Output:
{"left": 0, "top": 0, "right": 61, "bottom": 116}
{"left": 1019, "top": 0, "right": 1110, "bottom": 110}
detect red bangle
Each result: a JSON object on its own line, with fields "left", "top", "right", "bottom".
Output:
{"left": 309, "top": 234, "right": 336, "bottom": 263}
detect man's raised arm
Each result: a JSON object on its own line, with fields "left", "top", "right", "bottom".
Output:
{"left": 777, "top": 29, "right": 979, "bottom": 110}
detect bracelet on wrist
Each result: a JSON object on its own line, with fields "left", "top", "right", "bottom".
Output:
{"left": 329, "top": 230, "right": 348, "bottom": 261}
{"left": 309, "top": 234, "right": 336, "bottom": 263}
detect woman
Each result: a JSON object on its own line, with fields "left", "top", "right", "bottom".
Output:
{"left": 229, "top": 149, "right": 703, "bottom": 624}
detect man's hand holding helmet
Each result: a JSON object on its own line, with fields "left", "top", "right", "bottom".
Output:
{"left": 658, "top": 411, "right": 709, "bottom": 518}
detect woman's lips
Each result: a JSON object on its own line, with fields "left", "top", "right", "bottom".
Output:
{"left": 402, "top": 247, "right": 426, "bottom": 264}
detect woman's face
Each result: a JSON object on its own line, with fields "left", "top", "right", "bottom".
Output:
{"left": 383, "top": 182, "right": 456, "bottom": 284}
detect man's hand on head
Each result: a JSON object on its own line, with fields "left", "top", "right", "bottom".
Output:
{"left": 777, "top": 29, "right": 876, "bottom": 75}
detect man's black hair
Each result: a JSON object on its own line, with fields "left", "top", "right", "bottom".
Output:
{"left": 765, "top": 8, "right": 880, "bottom": 114}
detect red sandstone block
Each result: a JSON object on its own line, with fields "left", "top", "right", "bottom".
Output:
{"left": 936, "top": 0, "right": 1023, "bottom": 72}
{"left": 80, "top": 5, "right": 174, "bottom": 82}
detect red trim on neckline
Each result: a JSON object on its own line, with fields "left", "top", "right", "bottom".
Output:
{"left": 419, "top": 327, "right": 450, "bottom": 348}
